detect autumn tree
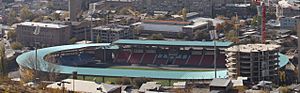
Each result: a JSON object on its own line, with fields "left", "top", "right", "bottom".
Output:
{"left": 11, "top": 42, "right": 23, "bottom": 50}
{"left": 96, "top": 33, "right": 101, "bottom": 43}
{"left": 7, "top": 10, "right": 17, "bottom": 25}
{"left": 193, "top": 31, "right": 210, "bottom": 40}
{"left": 20, "top": 6, "right": 33, "bottom": 21}
{"left": 0, "top": 43, "right": 6, "bottom": 78}
{"left": 225, "top": 30, "right": 238, "bottom": 43}
{"left": 51, "top": 13, "right": 60, "bottom": 21}
{"left": 7, "top": 29, "right": 16, "bottom": 40}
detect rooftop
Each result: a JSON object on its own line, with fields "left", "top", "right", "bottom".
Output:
{"left": 209, "top": 78, "right": 231, "bottom": 87}
{"left": 113, "top": 39, "right": 233, "bottom": 47}
{"left": 142, "top": 20, "right": 192, "bottom": 25}
{"left": 225, "top": 44, "right": 281, "bottom": 52}
{"left": 93, "top": 25, "right": 129, "bottom": 32}
{"left": 18, "top": 22, "right": 68, "bottom": 28}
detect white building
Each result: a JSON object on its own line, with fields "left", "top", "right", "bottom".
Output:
{"left": 139, "top": 20, "right": 209, "bottom": 38}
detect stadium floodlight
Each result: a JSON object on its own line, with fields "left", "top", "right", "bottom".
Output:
{"left": 33, "top": 26, "right": 40, "bottom": 77}
{"left": 210, "top": 30, "right": 218, "bottom": 78}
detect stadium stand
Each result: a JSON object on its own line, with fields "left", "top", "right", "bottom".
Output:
{"left": 128, "top": 53, "right": 143, "bottom": 64}
{"left": 141, "top": 53, "right": 156, "bottom": 64}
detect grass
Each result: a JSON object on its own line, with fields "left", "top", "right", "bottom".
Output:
{"left": 109, "top": 66, "right": 213, "bottom": 72}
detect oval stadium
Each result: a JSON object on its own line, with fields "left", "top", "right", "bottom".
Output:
{"left": 16, "top": 39, "right": 290, "bottom": 80}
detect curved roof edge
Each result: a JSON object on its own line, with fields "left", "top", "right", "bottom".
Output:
{"left": 16, "top": 43, "right": 289, "bottom": 80}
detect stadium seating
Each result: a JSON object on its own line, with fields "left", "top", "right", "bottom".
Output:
{"left": 200, "top": 55, "right": 214, "bottom": 67}
{"left": 217, "top": 54, "right": 226, "bottom": 67}
{"left": 128, "top": 53, "right": 143, "bottom": 64}
{"left": 58, "top": 53, "right": 93, "bottom": 66}
{"left": 173, "top": 54, "right": 188, "bottom": 65}
{"left": 155, "top": 59, "right": 168, "bottom": 64}
{"left": 186, "top": 55, "right": 202, "bottom": 65}
{"left": 115, "top": 51, "right": 130, "bottom": 63}
{"left": 141, "top": 53, "right": 156, "bottom": 64}
{"left": 154, "top": 54, "right": 168, "bottom": 64}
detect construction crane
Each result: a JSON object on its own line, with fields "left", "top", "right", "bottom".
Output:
{"left": 254, "top": 0, "right": 267, "bottom": 44}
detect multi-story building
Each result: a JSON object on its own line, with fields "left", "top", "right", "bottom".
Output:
{"left": 225, "top": 44, "right": 280, "bottom": 82}
{"left": 138, "top": 20, "right": 210, "bottom": 38}
{"left": 16, "top": 22, "right": 70, "bottom": 47}
{"left": 68, "top": 21, "right": 91, "bottom": 41}
{"left": 92, "top": 25, "right": 133, "bottom": 43}
{"left": 51, "top": 0, "right": 69, "bottom": 10}
{"left": 133, "top": 0, "right": 214, "bottom": 17}
{"left": 277, "top": 0, "right": 300, "bottom": 17}
{"left": 280, "top": 16, "right": 300, "bottom": 30}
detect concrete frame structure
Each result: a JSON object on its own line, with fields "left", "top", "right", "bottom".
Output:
{"left": 226, "top": 44, "right": 281, "bottom": 82}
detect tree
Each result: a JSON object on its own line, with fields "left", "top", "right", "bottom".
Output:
{"left": 193, "top": 31, "right": 210, "bottom": 40}
{"left": 225, "top": 30, "right": 238, "bottom": 43}
{"left": 51, "top": 13, "right": 60, "bottom": 21}
{"left": 181, "top": 8, "right": 187, "bottom": 21}
{"left": 7, "top": 10, "right": 17, "bottom": 25}
{"left": 118, "top": 7, "right": 130, "bottom": 15}
{"left": 96, "top": 34, "right": 101, "bottom": 43}
{"left": 148, "top": 34, "right": 164, "bottom": 40}
{"left": 215, "top": 23, "right": 224, "bottom": 32}
{"left": 32, "top": 16, "right": 44, "bottom": 22}
{"left": 132, "top": 78, "right": 152, "bottom": 88}
{"left": 22, "top": 55, "right": 60, "bottom": 82}
{"left": 0, "top": 43, "right": 6, "bottom": 78}
{"left": 7, "top": 29, "right": 16, "bottom": 40}
{"left": 20, "top": 6, "right": 33, "bottom": 21}
{"left": 69, "top": 37, "right": 77, "bottom": 44}
{"left": 176, "top": 33, "right": 185, "bottom": 39}
{"left": 11, "top": 42, "right": 23, "bottom": 50}
{"left": 115, "top": 78, "right": 131, "bottom": 85}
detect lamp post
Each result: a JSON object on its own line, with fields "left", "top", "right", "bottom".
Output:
{"left": 33, "top": 26, "right": 40, "bottom": 76}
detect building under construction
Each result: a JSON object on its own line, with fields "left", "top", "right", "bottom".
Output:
{"left": 225, "top": 44, "right": 281, "bottom": 82}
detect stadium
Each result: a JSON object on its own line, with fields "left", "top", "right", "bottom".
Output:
{"left": 16, "top": 39, "right": 290, "bottom": 80}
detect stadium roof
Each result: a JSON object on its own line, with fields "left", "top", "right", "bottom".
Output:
{"left": 113, "top": 39, "right": 233, "bottom": 47}
{"left": 16, "top": 43, "right": 289, "bottom": 80}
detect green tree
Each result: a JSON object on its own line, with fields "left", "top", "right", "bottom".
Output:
{"left": 11, "top": 42, "right": 23, "bottom": 50}
{"left": 132, "top": 78, "right": 152, "bottom": 88}
{"left": 148, "top": 34, "right": 164, "bottom": 40}
{"left": 225, "top": 30, "right": 238, "bottom": 43}
{"left": 69, "top": 37, "right": 77, "bottom": 44}
{"left": 176, "top": 33, "right": 185, "bottom": 39}
{"left": 193, "top": 31, "right": 210, "bottom": 40}
{"left": 20, "top": 6, "right": 33, "bottom": 21}
{"left": 7, "top": 10, "right": 17, "bottom": 25}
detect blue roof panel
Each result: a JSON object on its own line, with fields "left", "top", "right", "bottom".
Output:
{"left": 113, "top": 39, "right": 233, "bottom": 47}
